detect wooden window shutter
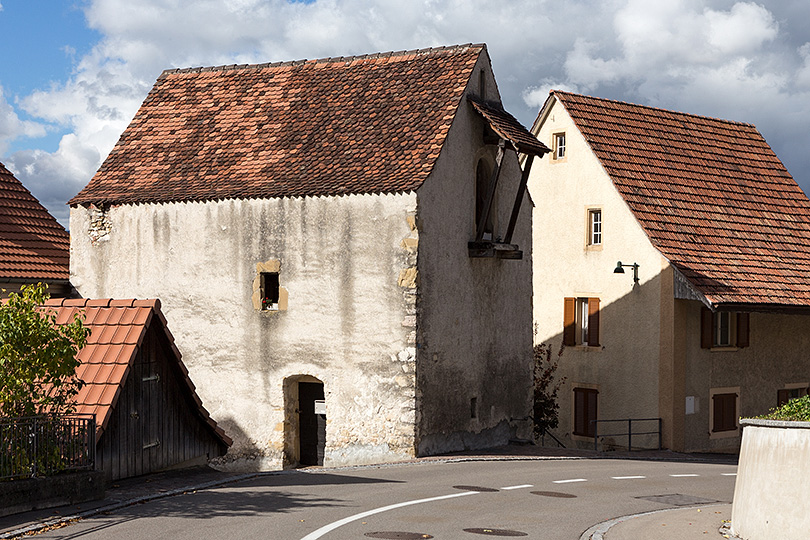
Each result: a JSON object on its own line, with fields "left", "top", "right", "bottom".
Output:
{"left": 700, "top": 307, "right": 713, "bottom": 349}
{"left": 712, "top": 393, "right": 737, "bottom": 432}
{"left": 563, "top": 297, "right": 576, "bottom": 346}
{"left": 573, "top": 389, "right": 585, "bottom": 435}
{"left": 736, "top": 312, "right": 750, "bottom": 348}
{"left": 587, "top": 297, "right": 600, "bottom": 347}
{"left": 777, "top": 389, "right": 790, "bottom": 408}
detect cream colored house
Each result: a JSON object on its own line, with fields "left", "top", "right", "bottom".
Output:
{"left": 68, "top": 44, "right": 549, "bottom": 469}
{"left": 529, "top": 91, "right": 810, "bottom": 453}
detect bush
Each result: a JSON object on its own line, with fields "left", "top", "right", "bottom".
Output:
{"left": 757, "top": 395, "right": 810, "bottom": 422}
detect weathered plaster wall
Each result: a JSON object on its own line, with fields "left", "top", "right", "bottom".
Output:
{"left": 682, "top": 305, "right": 810, "bottom": 452}
{"left": 414, "top": 52, "right": 534, "bottom": 455}
{"left": 528, "top": 97, "right": 670, "bottom": 450}
{"left": 70, "top": 192, "right": 418, "bottom": 469}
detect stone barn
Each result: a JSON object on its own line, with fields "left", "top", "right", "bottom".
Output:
{"left": 69, "top": 44, "right": 548, "bottom": 469}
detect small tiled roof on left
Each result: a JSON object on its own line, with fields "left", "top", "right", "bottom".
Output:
{"left": 0, "top": 162, "right": 69, "bottom": 280}
{"left": 42, "top": 298, "right": 231, "bottom": 446}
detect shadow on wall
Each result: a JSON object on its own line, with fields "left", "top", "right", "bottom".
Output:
{"left": 208, "top": 417, "right": 273, "bottom": 470}
{"left": 537, "top": 269, "right": 668, "bottom": 451}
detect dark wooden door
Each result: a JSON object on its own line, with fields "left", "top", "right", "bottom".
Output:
{"left": 298, "top": 382, "right": 325, "bottom": 466}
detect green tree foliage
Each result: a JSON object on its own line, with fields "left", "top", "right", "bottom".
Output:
{"left": 533, "top": 341, "right": 566, "bottom": 439}
{"left": 757, "top": 395, "right": 810, "bottom": 422}
{"left": 0, "top": 284, "right": 89, "bottom": 417}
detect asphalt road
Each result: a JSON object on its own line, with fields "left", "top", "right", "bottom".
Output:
{"left": 34, "top": 457, "right": 737, "bottom": 539}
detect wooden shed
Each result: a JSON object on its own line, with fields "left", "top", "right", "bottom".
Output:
{"left": 44, "top": 298, "right": 231, "bottom": 480}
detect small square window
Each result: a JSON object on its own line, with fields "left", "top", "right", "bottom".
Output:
{"left": 588, "top": 209, "right": 602, "bottom": 246}
{"left": 261, "top": 272, "right": 280, "bottom": 311}
{"left": 553, "top": 132, "right": 566, "bottom": 160}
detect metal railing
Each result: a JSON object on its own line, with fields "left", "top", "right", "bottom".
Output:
{"left": 0, "top": 414, "right": 96, "bottom": 480}
{"left": 592, "top": 418, "right": 662, "bottom": 452}
{"left": 538, "top": 427, "right": 566, "bottom": 448}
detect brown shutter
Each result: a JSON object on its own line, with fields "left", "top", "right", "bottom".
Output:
{"left": 712, "top": 393, "right": 737, "bottom": 432}
{"left": 736, "top": 312, "right": 750, "bottom": 348}
{"left": 563, "top": 297, "right": 576, "bottom": 346}
{"left": 588, "top": 297, "right": 600, "bottom": 347}
{"left": 701, "top": 307, "right": 713, "bottom": 349}
{"left": 777, "top": 389, "right": 790, "bottom": 408}
{"left": 573, "top": 388, "right": 585, "bottom": 435}
{"left": 586, "top": 388, "right": 598, "bottom": 438}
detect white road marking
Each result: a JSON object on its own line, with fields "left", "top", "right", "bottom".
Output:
{"left": 299, "top": 491, "right": 478, "bottom": 540}
{"left": 501, "top": 484, "right": 533, "bottom": 490}
{"left": 611, "top": 476, "right": 646, "bottom": 480}
{"left": 669, "top": 474, "right": 699, "bottom": 477}
{"left": 722, "top": 473, "right": 737, "bottom": 476}
{"left": 553, "top": 478, "right": 587, "bottom": 484}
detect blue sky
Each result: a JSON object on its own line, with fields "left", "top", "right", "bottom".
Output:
{"left": 1, "top": 0, "right": 810, "bottom": 226}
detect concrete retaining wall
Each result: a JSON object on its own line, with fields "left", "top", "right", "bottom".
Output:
{"left": 731, "top": 419, "right": 810, "bottom": 539}
{"left": 0, "top": 471, "right": 105, "bottom": 517}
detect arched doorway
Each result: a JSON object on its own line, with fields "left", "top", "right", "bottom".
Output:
{"left": 283, "top": 375, "right": 326, "bottom": 467}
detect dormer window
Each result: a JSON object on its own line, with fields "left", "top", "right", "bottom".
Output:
{"left": 553, "top": 132, "right": 566, "bottom": 160}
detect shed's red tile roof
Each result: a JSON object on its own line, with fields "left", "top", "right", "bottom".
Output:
{"left": 0, "top": 162, "right": 69, "bottom": 280}
{"left": 71, "top": 44, "right": 490, "bottom": 206}
{"left": 43, "top": 298, "right": 231, "bottom": 446}
{"left": 552, "top": 90, "right": 810, "bottom": 308}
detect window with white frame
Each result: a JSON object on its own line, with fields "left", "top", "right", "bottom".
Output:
{"left": 553, "top": 132, "right": 566, "bottom": 160}
{"left": 588, "top": 209, "right": 602, "bottom": 246}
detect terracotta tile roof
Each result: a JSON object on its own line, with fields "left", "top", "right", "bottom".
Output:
{"left": 552, "top": 90, "right": 810, "bottom": 308}
{"left": 42, "top": 298, "right": 231, "bottom": 446}
{"left": 71, "top": 44, "right": 489, "bottom": 206}
{"left": 0, "top": 162, "right": 69, "bottom": 280}
{"left": 468, "top": 97, "right": 550, "bottom": 156}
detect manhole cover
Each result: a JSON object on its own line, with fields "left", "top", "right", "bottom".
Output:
{"left": 463, "top": 528, "right": 528, "bottom": 537}
{"left": 637, "top": 494, "right": 720, "bottom": 506}
{"left": 364, "top": 533, "right": 433, "bottom": 539}
{"left": 530, "top": 490, "right": 577, "bottom": 498}
{"left": 453, "top": 485, "right": 499, "bottom": 492}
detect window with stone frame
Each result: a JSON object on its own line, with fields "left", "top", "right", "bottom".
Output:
{"left": 564, "top": 297, "right": 600, "bottom": 347}
{"left": 700, "top": 308, "right": 749, "bottom": 349}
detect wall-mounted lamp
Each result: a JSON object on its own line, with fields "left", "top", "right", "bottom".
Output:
{"left": 614, "top": 261, "right": 640, "bottom": 284}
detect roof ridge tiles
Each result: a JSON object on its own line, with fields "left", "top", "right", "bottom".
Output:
{"left": 159, "top": 43, "right": 484, "bottom": 78}
{"left": 554, "top": 89, "right": 755, "bottom": 128}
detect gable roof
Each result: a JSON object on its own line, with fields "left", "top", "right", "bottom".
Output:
{"left": 71, "top": 44, "right": 493, "bottom": 206}
{"left": 0, "top": 162, "right": 69, "bottom": 281}
{"left": 43, "top": 297, "right": 231, "bottom": 446}
{"left": 549, "top": 90, "right": 810, "bottom": 310}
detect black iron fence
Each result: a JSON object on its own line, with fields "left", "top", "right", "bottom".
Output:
{"left": 0, "top": 414, "right": 96, "bottom": 480}
{"left": 592, "top": 418, "right": 662, "bottom": 452}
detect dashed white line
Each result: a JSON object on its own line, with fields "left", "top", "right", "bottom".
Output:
{"left": 501, "top": 484, "right": 533, "bottom": 490}
{"left": 611, "top": 476, "right": 646, "bottom": 480}
{"left": 722, "top": 473, "right": 737, "bottom": 476}
{"left": 553, "top": 478, "right": 587, "bottom": 484}
{"left": 670, "top": 474, "right": 700, "bottom": 477}
{"left": 299, "top": 491, "right": 478, "bottom": 540}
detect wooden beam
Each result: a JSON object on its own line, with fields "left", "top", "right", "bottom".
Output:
{"left": 503, "top": 154, "right": 534, "bottom": 245}
{"left": 475, "top": 139, "right": 506, "bottom": 242}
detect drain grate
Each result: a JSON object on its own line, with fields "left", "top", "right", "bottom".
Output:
{"left": 637, "top": 494, "right": 720, "bottom": 506}
{"left": 463, "top": 528, "right": 528, "bottom": 537}
{"left": 453, "top": 485, "right": 499, "bottom": 492}
{"left": 364, "top": 533, "right": 433, "bottom": 539}
{"left": 530, "top": 491, "right": 577, "bottom": 498}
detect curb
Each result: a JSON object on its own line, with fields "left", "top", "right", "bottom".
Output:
{"left": 578, "top": 503, "right": 729, "bottom": 540}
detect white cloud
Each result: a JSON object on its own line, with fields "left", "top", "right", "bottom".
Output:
{"left": 5, "top": 0, "right": 810, "bottom": 224}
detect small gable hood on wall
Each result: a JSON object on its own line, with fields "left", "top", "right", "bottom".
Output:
{"left": 71, "top": 44, "right": 496, "bottom": 207}
{"left": 548, "top": 90, "right": 810, "bottom": 312}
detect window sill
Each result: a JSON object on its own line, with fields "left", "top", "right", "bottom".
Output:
{"left": 710, "top": 346, "right": 739, "bottom": 352}
{"left": 585, "top": 244, "right": 603, "bottom": 251}
{"left": 572, "top": 345, "right": 602, "bottom": 352}
{"left": 710, "top": 428, "right": 740, "bottom": 440}
{"left": 550, "top": 157, "right": 568, "bottom": 164}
